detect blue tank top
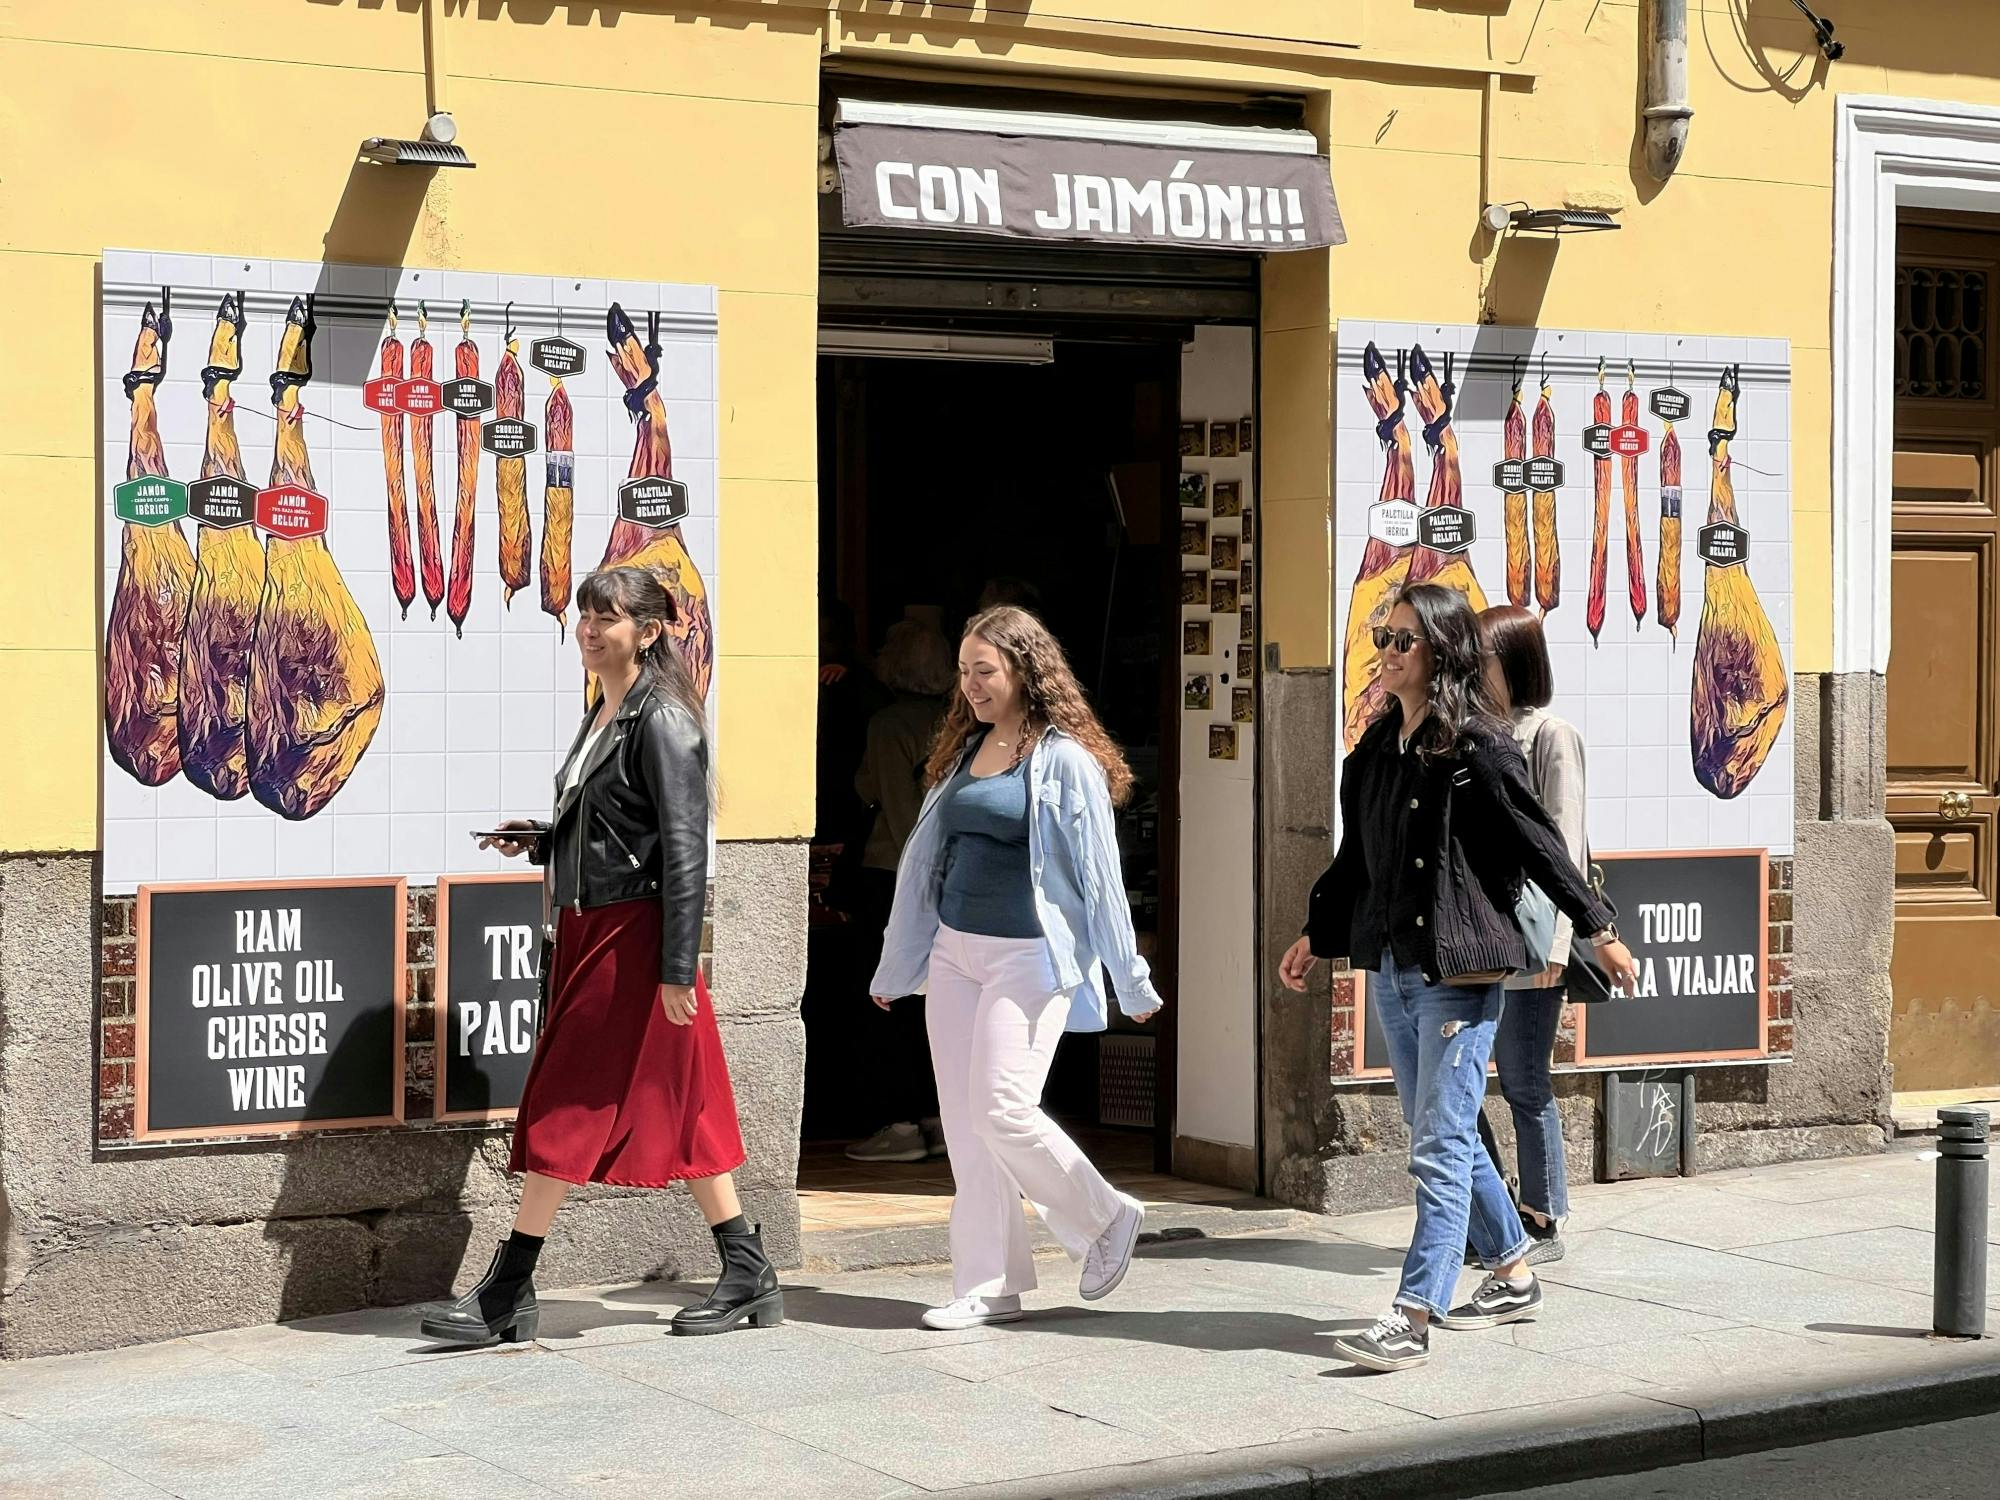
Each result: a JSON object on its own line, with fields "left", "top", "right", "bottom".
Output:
{"left": 937, "top": 753, "right": 1040, "bottom": 939}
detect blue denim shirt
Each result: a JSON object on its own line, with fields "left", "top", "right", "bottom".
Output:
{"left": 869, "top": 729, "right": 1165, "bottom": 1032}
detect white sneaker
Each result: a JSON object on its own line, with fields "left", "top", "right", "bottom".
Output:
{"left": 921, "top": 1295, "right": 1023, "bottom": 1331}
{"left": 845, "top": 1122, "right": 928, "bottom": 1163}
{"left": 1079, "top": 1194, "right": 1144, "bottom": 1301}
{"left": 921, "top": 1117, "right": 948, "bottom": 1159}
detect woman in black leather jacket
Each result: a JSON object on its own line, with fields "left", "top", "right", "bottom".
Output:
{"left": 422, "top": 566, "right": 778, "bottom": 1346}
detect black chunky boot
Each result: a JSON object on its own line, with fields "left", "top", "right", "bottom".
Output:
{"left": 670, "top": 1221, "right": 783, "bottom": 1336}
{"left": 420, "top": 1233, "right": 541, "bottom": 1346}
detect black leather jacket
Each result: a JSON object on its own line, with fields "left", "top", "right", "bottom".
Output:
{"left": 529, "top": 681, "right": 709, "bottom": 986}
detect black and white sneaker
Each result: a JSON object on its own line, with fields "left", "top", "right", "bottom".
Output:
{"left": 1522, "top": 1221, "right": 1567, "bottom": 1266}
{"left": 1435, "top": 1273, "right": 1543, "bottom": 1330}
{"left": 1331, "top": 1311, "right": 1431, "bottom": 1372}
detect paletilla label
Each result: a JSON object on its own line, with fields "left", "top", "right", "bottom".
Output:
{"left": 1493, "top": 458, "right": 1529, "bottom": 493}
{"left": 1650, "top": 387, "right": 1692, "bottom": 422}
{"left": 114, "top": 476, "right": 189, "bottom": 527}
{"left": 1418, "top": 506, "right": 1476, "bottom": 554}
{"left": 394, "top": 378, "right": 443, "bottom": 416}
{"left": 442, "top": 377, "right": 495, "bottom": 417}
{"left": 188, "top": 476, "right": 255, "bottom": 528}
{"left": 361, "top": 377, "right": 402, "bottom": 415}
{"left": 1366, "top": 499, "right": 1420, "bottom": 547}
{"left": 255, "top": 484, "right": 330, "bottom": 540}
{"left": 1610, "top": 424, "right": 1650, "bottom": 457}
{"left": 1524, "top": 456, "right": 1566, "bottom": 490}
{"left": 1697, "top": 520, "right": 1749, "bottom": 567}
{"left": 481, "top": 417, "right": 537, "bottom": 458}
{"left": 618, "top": 477, "right": 691, "bottom": 528}
{"left": 529, "top": 337, "right": 587, "bottom": 378}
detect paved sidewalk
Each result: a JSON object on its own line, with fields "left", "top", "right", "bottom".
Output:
{"left": 2, "top": 1148, "right": 1996, "bottom": 1499}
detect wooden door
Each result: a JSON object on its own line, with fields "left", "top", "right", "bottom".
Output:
{"left": 1888, "top": 218, "right": 2000, "bottom": 1092}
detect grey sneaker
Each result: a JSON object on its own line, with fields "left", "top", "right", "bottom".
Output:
{"left": 1079, "top": 1194, "right": 1144, "bottom": 1301}
{"left": 1332, "top": 1311, "right": 1430, "bottom": 1372}
{"left": 845, "top": 1122, "right": 928, "bottom": 1163}
{"left": 1435, "top": 1274, "right": 1543, "bottom": 1331}
{"left": 1523, "top": 1228, "right": 1567, "bottom": 1266}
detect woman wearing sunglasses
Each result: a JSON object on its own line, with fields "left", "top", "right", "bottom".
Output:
{"left": 1279, "top": 583, "right": 1638, "bottom": 1373}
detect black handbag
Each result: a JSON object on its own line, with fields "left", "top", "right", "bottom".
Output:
{"left": 1563, "top": 861, "right": 1618, "bottom": 1004}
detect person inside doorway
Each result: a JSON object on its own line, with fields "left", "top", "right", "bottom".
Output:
{"left": 1278, "top": 584, "right": 1636, "bottom": 1373}
{"left": 872, "top": 606, "right": 1163, "bottom": 1330}
{"left": 976, "top": 574, "right": 1044, "bottom": 619}
{"left": 846, "top": 614, "right": 956, "bottom": 1163}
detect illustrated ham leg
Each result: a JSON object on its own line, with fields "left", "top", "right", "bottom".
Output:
{"left": 246, "top": 295, "right": 385, "bottom": 820}
{"left": 1586, "top": 361, "right": 1611, "bottom": 643}
{"left": 496, "top": 322, "right": 531, "bottom": 605}
{"left": 1339, "top": 342, "right": 1416, "bottom": 750}
{"left": 1503, "top": 366, "right": 1530, "bottom": 608}
{"left": 446, "top": 301, "right": 478, "bottom": 636}
{"left": 601, "top": 303, "right": 715, "bottom": 700}
{"left": 105, "top": 291, "right": 195, "bottom": 786}
{"left": 179, "top": 293, "right": 263, "bottom": 799}
{"left": 1621, "top": 366, "right": 1647, "bottom": 628}
{"left": 1531, "top": 372, "right": 1561, "bottom": 614}
{"left": 1657, "top": 421, "right": 1683, "bottom": 642}
{"left": 411, "top": 309, "right": 445, "bottom": 618}
{"left": 1405, "top": 346, "right": 1488, "bottom": 616}
{"left": 381, "top": 310, "right": 415, "bottom": 617}
{"left": 540, "top": 377, "right": 574, "bottom": 636}
{"left": 1691, "top": 366, "right": 1787, "bottom": 798}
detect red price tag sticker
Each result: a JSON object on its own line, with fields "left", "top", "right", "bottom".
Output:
{"left": 1610, "top": 425, "right": 1650, "bottom": 457}
{"left": 362, "top": 377, "right": 402, "bottom": 414}
{"left": 395, "top": 378, "right": 443, "bottom": 415}
{"left": 256, "top": 484, "right": 329, "bottom": 539}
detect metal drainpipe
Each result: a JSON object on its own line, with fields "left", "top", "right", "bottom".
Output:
{"left": 1643, "top": 0, "right": 1693, "bottom": 181}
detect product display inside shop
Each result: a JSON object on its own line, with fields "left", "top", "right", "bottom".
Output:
{"left": 98, "top": 250, "right": 721, "bottom": 1139}
{"left": 1332, "top": 321, "right": 1794, "bottom": 1078}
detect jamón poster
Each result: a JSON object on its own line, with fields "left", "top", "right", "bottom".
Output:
{"left": 97, "top": 252, "right": 722, "bottom": 895}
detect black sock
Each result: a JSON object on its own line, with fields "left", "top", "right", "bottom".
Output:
{"left": 711, "top": 1214, "right": 750, "bottom": 1237}
{"left": 498, "top": 1228, "right": 545, "bottom": 1280}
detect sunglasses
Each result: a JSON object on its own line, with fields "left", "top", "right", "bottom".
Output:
{"left": 1370, "top": 626, "right": 1427, "bottom": 654}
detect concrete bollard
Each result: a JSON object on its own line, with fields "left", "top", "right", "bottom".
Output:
{"left": 1934, "top": 1105, "right": 1990, "bottom": 1339}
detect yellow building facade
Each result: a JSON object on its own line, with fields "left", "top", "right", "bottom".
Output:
{"left": 0, "top": 1, "right": 1989, "bottom": 1354}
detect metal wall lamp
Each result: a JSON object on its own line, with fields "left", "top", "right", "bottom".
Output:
{"left": 1481, "top": 202, "right": 1622, "bottom": 236}
{"left": 359, "top": 112, "right": 475, "bottom": 169}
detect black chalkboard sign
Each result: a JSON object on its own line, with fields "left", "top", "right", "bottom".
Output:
{"left": 136, "top": 880, "right": 405, "bottom": 1140}
{"left": 435, "top": 875, "right": 546, "bottom": 1121}
{"left": 1575, "top": 850, "right": 1768, "bottom": 1065}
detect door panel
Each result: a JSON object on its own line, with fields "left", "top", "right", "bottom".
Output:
{"left": 1889, "top": 219, "right": 2000, "bottom": 1092}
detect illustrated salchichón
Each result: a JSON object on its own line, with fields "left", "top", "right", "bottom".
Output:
{"left": 1586, "top": 359, "right": 1612, "bottom": 643}
{"left": 380, "top": 306, "right": 416, "bottom": 618}
{"left": 1531, "top": 365, "right": 1561, "bottom": 614}
{"left": 446, "top": 300, "right": 479, "bottom": 636}
{"left": 179, "top": 293, "right": 264, "bottom": 799}
{"left": 411, "top": 304, "right": 446, "bottom": 618}
{"left": 1657, "top": 415, "right": 1683, "bottom": 641}
{"left": 1340, "top": 342, "right": 1416, "bottom": 750}
{"left": 1620, "top": 364, "right": 1647, "bottom": 627}
{"left": 1690, "top": 366, "right": 1787, "bottom": 798}
{"left": 1404, "top": 346, "right": 1488, "bottom": 614}
{"left": 601, "top": 303, "right": 714, "bottom": 700}
{"left": 245, "top": 296, "right": 385, "bottom": 820}
{"left": 106, "top": 291, "right": 195, "bottom": 787}
{"left": 496, "top": 313, "right": 532, "bottom": 606}
{"left": 1502, "top": 362, "right": 1530, "bottom": 608}
{"left": 541, "top": 364, "right": 575, "bottom": 636}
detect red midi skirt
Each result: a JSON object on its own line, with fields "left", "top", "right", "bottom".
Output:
{"left": 509, "top": 897, "right": 746, "bottom": 1187}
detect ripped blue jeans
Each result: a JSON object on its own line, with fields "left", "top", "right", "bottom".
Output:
{"left": 1372, "top": 963, "right": 1532, "bottom": 1317}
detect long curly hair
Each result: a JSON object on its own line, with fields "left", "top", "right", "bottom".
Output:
{"left": 924, "top": 606, "right": 1135, "bottom": 805}
{"left": 1382, "top": 582, "right": 1505, "bottom": 760}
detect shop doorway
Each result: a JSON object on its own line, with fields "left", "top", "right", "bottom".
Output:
{"left": 1886, "top": 213, "right": 2000, "bottom": 1096}
{"left": 799, "top": 336, "right": 1185, "bottom": 1224}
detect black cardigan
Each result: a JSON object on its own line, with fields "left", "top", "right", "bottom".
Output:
{"left": 1306, "top": 711, "right": 1616, "bottom": 981}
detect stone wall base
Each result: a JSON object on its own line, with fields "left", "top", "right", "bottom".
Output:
{"left": 0, "top": 843, "right": 807, "bottom": 1360}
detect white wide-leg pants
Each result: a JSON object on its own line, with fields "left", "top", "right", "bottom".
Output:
{"left": 927, "top": 925, "right": 1126, "bottom": 1298}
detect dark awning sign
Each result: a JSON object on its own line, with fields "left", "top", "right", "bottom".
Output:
{"left": 834, "top": 121, "right": 1344, "bottom": 254}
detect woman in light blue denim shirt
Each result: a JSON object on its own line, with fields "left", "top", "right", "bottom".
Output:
{"left": 872, "top": 607, "right": 1163, "bottom": 1331}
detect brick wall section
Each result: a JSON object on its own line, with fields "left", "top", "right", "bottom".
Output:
{"left": 1326, "top": 855, "right": 1797, "bottom": 1080}
{"left": 96, "top": 882, "right": 717, "bottom": 1145}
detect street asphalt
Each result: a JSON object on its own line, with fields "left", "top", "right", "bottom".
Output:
{"left": 0, "top": 1147, "right": 1994, "bottom": 1498}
